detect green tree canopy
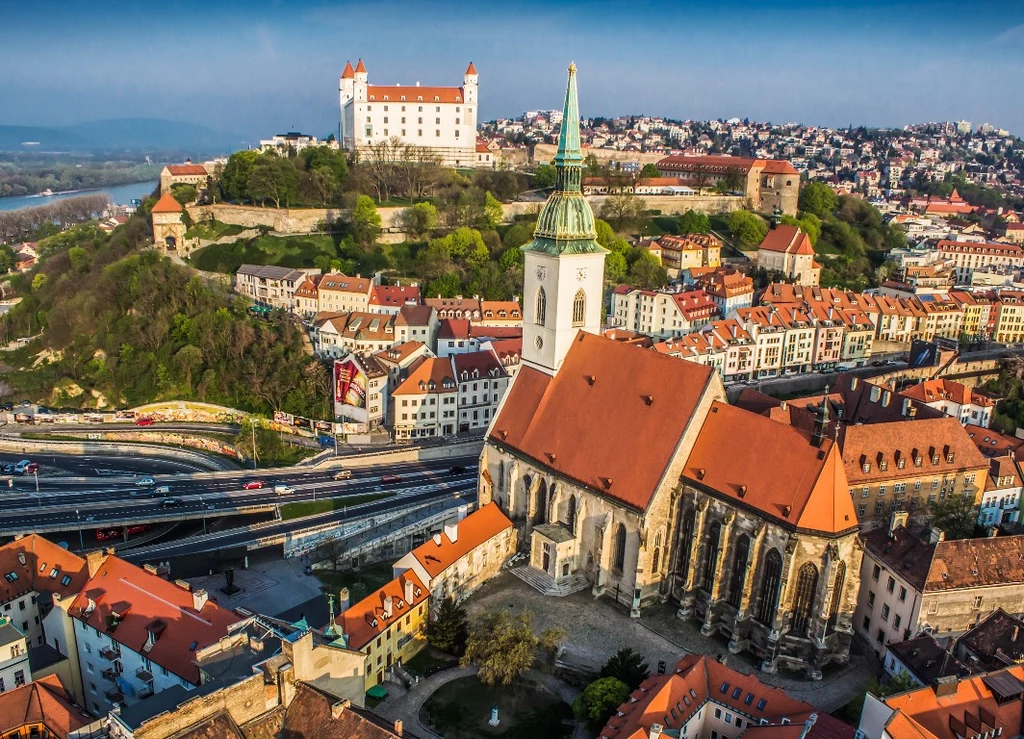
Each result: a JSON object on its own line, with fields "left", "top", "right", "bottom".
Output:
{"left": 600, "top": 648, "right": 651, "bottom": 690}
{"left": 678, "top": 209, "right": 711, "bottom": 234}
{"left": 220, "top": 150, "right": 261, "bottom": 203}
{"left": 533, "top": 164, "right": 557, "bottom": 189}
{"left": 299, "top": 145, "right": 348, "bottom": 183}
{"left": 426, "top": 596, "right": 469, "bottom": 656}
{"left": 799, "top": 181, "right": 839, "bottom": 218}
{"left": 599, "top": 194, "right": 648, "bottom": 231}
{"left": 0, "top": 244, "right": 14, "bottom": 274}
{"left": 931, "top": 492, "right": 979, "bottom": 539}
{"left": 628, "top": 250, "right": 668, "bottom": 289}
{"left": 594, "top": 218, "right": 615, "bottom": 247}
{"left": 460, "top": 609, "right": 538, "bottom": 686}
{"left": 728, "top": 209, "right": 769, "bottom": 248}
{"left": 350, "top": 195, "right": 382, "bottom": 248}
{"left": 169, "top": 183, "right": 198, "bottom": 207}
{"left": 572, "top": 677, "right": 630, "bottom": 730}
{"left": 604, "top": 250, "right": 627, "bottom": 282}
{"left": 483, "top": 191, "right": 504, "bottom": 229}
{"left": 639, "top": 163, "right": 660, "bottom": 179}
{"left": 399, "top": 202, "right": 439, "bottom": 240}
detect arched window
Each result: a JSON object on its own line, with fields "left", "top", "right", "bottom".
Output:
{"left": 498, "top": 461, "right": 505, "bottom": 494}
{"left": 726, "top": 534, "right": 750, "bottom": 608}
{"left": 613, "top": 524, "right": 627, "bottom": 571}
{"left": 827, "top": 562, "right": 846, "bottom": 634}
{"left": 790, "top": 563, "right": 819, "bottom": 635}
{"left": 572, "top": 289, "right": 586, "bottom": 327}
{"left": 757, "top": 549, "right": 783, "bottom": 626}
{"left": 678, "top": 509, "right": 695, "bottom": 581}
{"left": 700, "top": 521, "right": 721, "bottom": 592}
{"left": 567, "top": 496, "right": 577, "bottom": 535}
{"left": 535, "top": 287, "right": 547, "bottom": 326}
{"left": 533, "top": 479, "right": 548, "bottom": 525}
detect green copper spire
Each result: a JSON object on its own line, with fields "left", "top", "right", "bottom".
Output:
{"left": 522, "top": 63, "right": 607, "bottom": 256}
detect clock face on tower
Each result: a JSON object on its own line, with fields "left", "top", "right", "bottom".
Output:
{"left": 535, "top": 265, "right": 547, "bottom": 281}
{"left": 576, "top": 268, "right": 588, "bottom": 282}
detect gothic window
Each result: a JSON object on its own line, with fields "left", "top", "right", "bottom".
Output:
{"left": 700, "top": 522, "right": 721, "bottom": 592}
{"left": 790, "top": 563, "right": 819, "bottom": 635}
{"left": 826, "top": 562, "right": 846, "bottom": 634}
{"left": 679, "top": 509, "right": 695, "bottom": 580}
{"left": 533, "top": 480, "right": 548, "bottom": 525}
{"left": 726, "top": 535, "right": 750, "bottom": 608}
{"left": 613, "top": 524, "right": 627, "bottom": 572}
{"left": 536, "top": 287, "right": 547, "bottom": 326}
{"left": 498, "top": 461, "right": 505, "bottom": 494}
{"left": 756, "top": 549, "right": 783, "bottom": 626}
{"left": 572, "top": 289, "right": 586, "bottom": 327}
{"left": 567, "top": 496, "right": 577, "bottom": 535}
{"left": 651, "top": 530, "right": 662, "bottom": 575}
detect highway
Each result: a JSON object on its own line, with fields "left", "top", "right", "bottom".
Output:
{"left": 0, "top": 457, "right": 479, "bottom": 535}
{"left": 0, "top": 451, "right": 216, "bottom": 476}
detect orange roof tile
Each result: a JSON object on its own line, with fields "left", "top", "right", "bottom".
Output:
{"left": 393, "top": 357, "right": 457, "bottom": 396}
{"left": 490, "top": 332, "right": 715, "bottom": 511}
{"left": 759, "top": 224, "right": 814, "bottom": 255}
{"left": 367, "top": 86, "right": 464, "bottom": 104}
{"left": 341, "top": 61, "right": 355, "bottom": 79}
{"left": 407, "top": 503, "right": 512, "bottom": 579}
{"left": 0, "top": 534, "right": 89, "bottom": 604}
{"left": 0, "top": 675, "right": 92, "bottom": 738}
{"left": 354, "top": 59, "right": 366, "bottom": 73}
{"left": 151, "top": 191, "right": 183, "bottom": 213}
{"left": 166, "top": 164, "right": 208, "bottom": 176}
{"left": 69, "top": 556, "right": 241, "bottom": 684}
{"left": 338, "top": 571, "right": 426, "bottom": 650}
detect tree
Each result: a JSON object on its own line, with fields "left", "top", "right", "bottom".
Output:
{"left": 0, "top": 244, "right": 13, "bottom": 274}
{"left": 728, "top": 209, "right": 769, "bottom": 249}
{"left": 678, "top": 209, "right": 711, "bottom": 234}
{"left": 572, "top": 677, "right": 630, "bottom": 730}
{"left": 169, "top": 183, "right": 198, "bottom": 207}
{"left": 220, "top": 150, "right": 261, "bottom": 203}
{"left": 300, "top": 145, "right": 348, "bottom": 183}
{"left": 594, "top": 218, "right": 615, "bottom": 247}
{"left": 399, "top": 202, "right": 439, "bottom": 240}
{"left": 533, "top": 164, "right": 557, "bottom": 189}
{"left": 483, "top": 191, "right": 504, "bottom": 229}
{"left": 639, "top": 163, "right": 660, "bottom": 179}
{"left": 460, "top": 609, "right": 538, "bottom": 686}
{"left": 599, "top": 194, "right": 648, "bottom": 231}
{"left": 173, "top": 344, "right": 204, "bottom": 395}
{"left": 299, "top": 167, "right": 337, "bottom": 207}
{"left": 424, "top": 271, "right": 462, "bottom": 298}
{"left": 350, "top": 195, "right": 382, "bottom": 248}
{"left": 31, "top": 273, "right": 47, "bottom": 291}
{"left": 426, "top": 596, "right": 469, "bottom": 655}
{"left": 799, "top": 181, "right": 839, "bottom": 218}
{"left": 67, "top": 246, "right": 90, "bottom": 273}
{"left": 247, "top": 157, "right": 299, "bottom": 209}
{"left": 931, "top": 492, "right": 979, "bottom": 539}
{"left": 600, "top": 648, "right": 650, "bottom": 690}
{"left": 604, "top": 251, "right": 627, "bottom": 282}
{"left": 628, "top": 251, "right": 668, "bottom": 289}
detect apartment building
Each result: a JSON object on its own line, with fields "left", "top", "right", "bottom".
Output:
{"left": 317, "top": 273, "right": 375, "bottom": 314}
{"left": 900, "top": 378, "right": 993, "bottom": 428}
{"left": 234, "top": 265, "right": 317, "bottom": 311}
{"left": 391, "top": 357, "right": 458, "bottom": 439}
{"left": 452, "top": 350, "right": 509, "bottom": 433}
{"left": 756, "top": 224, "right": 821, "bottom": 286}
{"left": 994, "top": 291, "right": 1024, "bottom": 343}
{"left": 436, "top": 319, "right": 479, "bottom": 358}
{"left": 937, "top": 240, "right": 1024, "bottom": 283}
{"left": 394, "top": 304, "right": 439, "bottom": 346}
{"left": 313, "top": 312, "right": 398, "bottom": 357}
{"left": 368, "top": 284, "right": 421, "bottom": 315}
{"left": 694, "top": 268, "right": 754, "bottom": 314}
{"left": 478, "top": 299, "right": 523, "bottom": 327}
{"left": 0, "top": 675, "right": 100, "bottom": 739}
{"left": 977, "top": 456, "right": 1021, "bottom": 528}
{"left": 654, "top": 233, "right": 722, "bottom": 277}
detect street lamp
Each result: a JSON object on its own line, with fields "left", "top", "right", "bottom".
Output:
{"left": 75, "top": 509, "right": 83, "bottom": 550}
{"left": 33, "top": 470, "right": 38, "bottom": 494}
{"left": 250, "top": 419, "right": 258, "bottom": 470}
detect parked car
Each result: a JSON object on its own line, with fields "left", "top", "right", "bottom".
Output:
{"left": 381, "top": 474, "right": 401, "bottom": 483}
{"left": 135, "top": 476, "right": 155, "bottom": 487}
{"left": 135, "top": 417, "right": 154, "bottom": 427}
{"left": 1, "top": 464, "right": 14, "bottom": 474}
{"left": 24, "top": 463, "right": 39, "bottom": 474}
{"left": 243, "top": 480, "right": 265, "bottom": 490}
{"left": 333, "top": 470, "right": 353, "bottom": 480}
{"left": 13, "top": 460, "right": 31, "bottom": 475}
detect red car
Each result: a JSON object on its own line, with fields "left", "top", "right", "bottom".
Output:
{"left": 126, "top": 524, "right": 150, "bottom": 536}
{"left": 25, "top": 463, "right": 39, "bottom": 474}
{"left": 243, "top": 480, "right": 265, "bottom": 490}
{"left": 135, "top": 417, "right": 154, "bottom": 426}
{"left": 381, "top": 474, "right": 401, "bottom": 483}
{"left": 95, "top": 528, "right": 120, "bottom": 541}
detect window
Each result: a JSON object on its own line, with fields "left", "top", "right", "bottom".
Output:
{"left": 887, "top": 576, "right": 895, "bottom": 593}
{"left": 876, "top": 629, "right": 885, "bottom": 644}
{"left": 881, "top": 604, "right": 890, "bottom": 621}
{"left": 756, "top": 549, "right": 783, "bottom": 626}
{"left": 790, "top": 563, "right": 818, "bottom": 634}
{"left": 894, "top": 614, "right": 902, "bottom": 630}
{"left": 863, "top": 615, "right": 871, "bottom": 631}
{"left": 868, "top": 591, "right": 876, "bottom": 607}
{"left": 872, "top": 565, "right": 880, "bottom": 580}
{"left": 727, "top": 535, "right": 750, "bottom": 608}
{"left": 973, "top": 596, "right": 983, "bottom": 609}
{"left": 572, "top": 289, "right": 586, "bottom": 326}
{"left": 679, "top": 509, "right": 695, "bottom": 579}
{"left": 898, "top": 586, "right": 907, "bottom": 602}
{"left": 701, "top": 522, "right": 721, "bottom": 592}
{"left": 613, "top": 524, "right": 627, "bottom": 571}
{"left": 827, "top": 561, "right": 846, "bottom": 634}
{"left": 535, "top": 287, "right": 547, "bottom": 326}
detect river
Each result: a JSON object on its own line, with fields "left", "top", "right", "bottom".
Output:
{"left": 0, "top": 180, "right": 159, "bottom": 212}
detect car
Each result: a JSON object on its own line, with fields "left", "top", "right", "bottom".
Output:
{"left": 95, "top": 528, "right": 120, "bottom": 541}
{"left": 20, "top": 400, "right": 30, "bottom": 407}
{"left": 13, "top": 460, "right": 31, "bottom": 475}
{"left": 381, "top": 474, "right": 401, "bottom": 483}
{"left": 870, "top": 360, "right": 884, "bottom": 367}
{"left": 151, "top": 485, "right": 171, "bottom": 497}
{"left": 160, "top": 498, "right": 183, "bottom": 508}
{"left": 274, "top": 484, "right": 295, "bottom": 495}
{"left": 135, "top": 476, "right": 155, "bottom": 487}
{"left": 24, "top": 463, "right": 39, "bottom": 474}
{"left": 1, "top": 464, "right": 13, "bottom": 474}
{"left": 126, "top": 524, "right": 150, "bottom": 536}
{"left": 243, "top": 480, "right": 265, "bottom": 490}
{"left": 1, "top": 403, "right": 12, "bottom": 411}
{"left": 884, "top": 359, "right": 902, "bottom": 366}
{"left": 135, "top": 417, "right": 154, "bottom": 426}
{"left": 449, "top": 465, "right": 467, "bottom": 474}
{"left": 333, "top": 470, "right": 353, "bottom": 480}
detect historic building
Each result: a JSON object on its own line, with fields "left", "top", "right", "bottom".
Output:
{"left": 339, "top": 59, "right": 483, "bottom": 167}
{"left": 478, "top": 65, "right": 860, "bottom": 677}
{"left": 756, "top": 223, "right": 821, "bottom": 286}
{"left": 150, "top": 192, "right": 186, "bottom": 255}
{"left": 654, "top": 155, "right": 800, "bottom": 215}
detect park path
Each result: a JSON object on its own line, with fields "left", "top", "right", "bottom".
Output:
{"left": 373, "top": 664, "right": 477, "bottom": 739}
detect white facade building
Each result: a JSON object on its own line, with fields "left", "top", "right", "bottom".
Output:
{"left": 340, "top": 59, "right": 482, "bottom": 167}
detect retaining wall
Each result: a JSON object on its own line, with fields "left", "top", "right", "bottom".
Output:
{"left": 0, "top": 435, "right": 234, "bottom": 470}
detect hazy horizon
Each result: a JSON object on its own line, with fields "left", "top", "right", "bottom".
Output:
{"left": 3, "top": 0, "right": 1023, "bottom": 140}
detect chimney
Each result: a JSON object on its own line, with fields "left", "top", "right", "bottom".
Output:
{"left": 444, "top": 521, "right": 459, "bottom": 544}
{"left": 143, "top": 564, "right": 159, "bottom": 575}
{"left": 86, "top": 550, "right": 106, "bottom": 577}
{"left": 889, "top": 511, "right": 909, "bottom": 535}
{"left": 330, "top": 698, "right": 351, "bottom": 719}
{"left": 394, "top": 719, "right": 404, "bottom": 736}
{"left": 383, "top": 595, "right": 393, "bottom": 619}
{"left": 929, "top": 527, "right": 946, "bottom": 544}
{"left": 192, "top": 589, "right": 208, "bottom": 611}
{"left": 338, "top": 587, "right": 351, "bottom": 614}
{"left": 432, "top": 533, "right": 442, "bottom": 546}
{"left": 404, "top": 578, "right": 414, "bottom": 604}
{"left": 934, "top": 675, "right": 958, "bottom": 697}
{"left": 649, "top": 725, "right": 664, "bottom": 739}
{"left": 870, "top": 385, "right": 881, "bottom": 403}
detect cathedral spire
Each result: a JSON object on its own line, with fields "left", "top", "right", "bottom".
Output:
{"left": 554, "top": 62, "right": 583, "bottom": 182}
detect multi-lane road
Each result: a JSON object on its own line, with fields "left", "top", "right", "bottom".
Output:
{"left": 0, "top": 456, "right": 479, "bottom": 535}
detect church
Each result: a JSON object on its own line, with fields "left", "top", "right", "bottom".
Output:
{"left": 478, "top": 64, "right": 862, "bottom": 677}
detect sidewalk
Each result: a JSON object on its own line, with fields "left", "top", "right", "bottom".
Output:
{"left": 373, "top": 664, "right": 477, "bottom": 739}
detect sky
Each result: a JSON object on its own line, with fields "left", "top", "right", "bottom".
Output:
{"left": 2, "top": 0, "right": 1023, "bottom": 140}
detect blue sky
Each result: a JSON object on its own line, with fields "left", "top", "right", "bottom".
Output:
{"left": 2, "top": 0, "right": 1023, "bottom": 138}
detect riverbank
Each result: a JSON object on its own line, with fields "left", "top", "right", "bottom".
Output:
{"left": 0, "top": 180, "right": 158, "bottom": 212}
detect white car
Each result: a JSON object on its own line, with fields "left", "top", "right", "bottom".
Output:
{"left": 135, "top": 476, "right": 155, "bottom": 487}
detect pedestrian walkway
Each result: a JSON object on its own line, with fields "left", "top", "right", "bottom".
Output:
{"left": 373, "top": 664, "right": 477, "bottom": 739}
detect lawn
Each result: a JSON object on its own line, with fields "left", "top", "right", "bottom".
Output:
{"left": 185, "top": 220, "right": 245, "bottom": 242}
{"left": 315, "top": 561, "right": 395, "bottom": 602}
{"left": 405, "top": 645, "right": 458, "bottom": 677}
{"left": 189, "top": 233, "right": 340, "bottom": 273}
{"left": 279, "top": 492, "right": 394, "bottom": 520}
{"left": 421, "top": 675, "right": 574, "bottom": 739}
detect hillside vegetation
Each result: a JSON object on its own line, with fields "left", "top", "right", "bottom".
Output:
{"left": 0, "top": 209, "right": 331, "bottom": 417}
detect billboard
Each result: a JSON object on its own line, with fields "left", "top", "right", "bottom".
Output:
{"left": 334, "top": 356, "right": 369, "bottom": 427}
{"left": 908, "top": 339, "right": 939, "bottom": 369}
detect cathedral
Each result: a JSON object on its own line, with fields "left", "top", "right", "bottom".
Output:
{"left": 478, "top": 64, "right": 861, "bottom": 677}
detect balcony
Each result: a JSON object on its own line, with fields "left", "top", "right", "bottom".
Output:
{"left": 99, "top": 645, "right": 121, "bottom": 661}
{"left": 136, "top": 667, "right": 154, "bottom": 682}
{"left": 138, "top": 686, "right": 155, "bottom": 700}
{"left": 104, "top": 688, "right": 124, "bottom": 703}
{"left": 101, "top": 667, "right": 120, "bottom": 681}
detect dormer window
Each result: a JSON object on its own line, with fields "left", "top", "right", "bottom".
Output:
{"left": 863, "top": 463, "right": 871, "bottom": 474}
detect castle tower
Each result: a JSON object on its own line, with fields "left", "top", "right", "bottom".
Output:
{"left": 151, "top": 192, "right": 186, "bottom": 256}
{"left": 339, "top": 60, "right": 355, "bottom": 145}
{"left": 521, "top": 64, "right": 608, "bottom": 375}
{"left": 463, "top": 62, "right": 478, "bottom": 105}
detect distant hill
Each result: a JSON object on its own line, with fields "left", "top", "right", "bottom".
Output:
{"left": 0, "top": 118, "right": 247, "bottom": 153}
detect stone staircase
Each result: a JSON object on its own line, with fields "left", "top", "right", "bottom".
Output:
{"left": 511, "top": 566, "right": 590, "bottom": 597}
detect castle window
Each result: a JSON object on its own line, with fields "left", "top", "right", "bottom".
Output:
{"left": 827, "top": 562, "right": 846, "bottom": 634}
{"left": 613, "top": 524, "right": 627, "bottom": 572}
{"left": 756, "top": 549, "right": 783, "bottom": 626}
{"left": 572, "top": 289, "right": 586, "bottom": 327}
{"left": 726, "top": 534, "right": 749, "bottom": 608}
{"left": 535, "top": 287, "right": 547, "bottom": 326}
{"left": 700, "top": 521, "right": 721, "bottom": 593}
{"left": 790, "top": 563, "right": 818, "bottom": 635}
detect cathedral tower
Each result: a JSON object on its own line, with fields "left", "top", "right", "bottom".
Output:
{"left": 521, "top": 64, "right": 608, "bottom": 375}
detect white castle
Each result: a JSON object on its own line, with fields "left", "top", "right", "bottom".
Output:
{"left": 339, "top": 59, "right": 489, "bottom": 167}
